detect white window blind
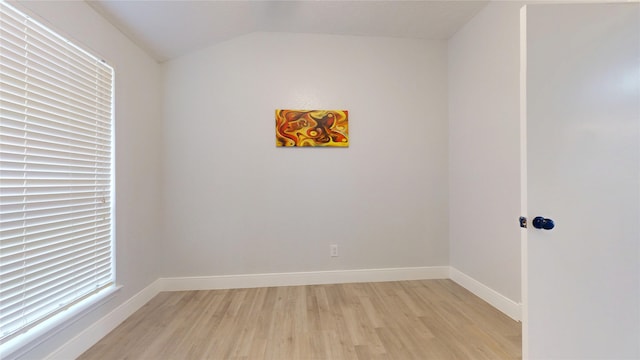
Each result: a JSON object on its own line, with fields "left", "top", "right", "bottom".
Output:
{"left": 0, "top": 1, "right": 114, "bottom": 345}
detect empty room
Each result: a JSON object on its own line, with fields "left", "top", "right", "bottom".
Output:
{"left": 0, "top": 0, "right": 638, "bottom": 359}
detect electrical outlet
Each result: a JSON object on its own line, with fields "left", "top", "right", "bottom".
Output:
{"left": 330, "top": 244, "right": 338, "bottom": 257}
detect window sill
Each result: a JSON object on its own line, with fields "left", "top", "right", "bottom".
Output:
{"left": 0, "top": 285, "right": 122, "bottom": 360}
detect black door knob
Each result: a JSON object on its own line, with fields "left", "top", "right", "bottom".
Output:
{"left": 532, "top": 216, "right": 555, "bottom": 230}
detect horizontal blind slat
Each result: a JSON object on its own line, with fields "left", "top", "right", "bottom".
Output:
{"left": 0, "top": 112, "right": 111, "bottom": 140}
{"left": 0, "top": 84, "right": 112, "bottom": 131}
{"left": 0, "top": 244, "right": 112, "bottom": 300}
{"left": 1, "top": 146, "right": 111, "bottom": 165}
{"left": 0, "top": 58, "right": 112, "bottom": 111}
{"left": 0, "top": 158, "right": 111, "bottom": 171}
{"left": 0, "top": 63, "right": 112, "bottom": 114}
{"left": 1, "top": 247, "right": 112, "bottom": 307}
{"left": 0, "top": 43, "right": 112, "bottom": 103}
{"left": 0, "top": 7, "right": 112, "bottom": 71}
{"left": 1, "top": 140, "right": 111, "bottom": 160}
{"left": 0, "top": 198, "right": 109, "bottom": 217}
{"left": 0, "top": 225, "right": 111, "bottom": 256}
{"left": 0, "top": 190, "right": 111, "bottom": 202}
{"left": 0, "top": 19, "right": 113, "bottom": 91}
{"left": 1, "top": 262, "right": 112, "bottom": 331}
{"left": 0, "top": 123, "right": 111, "bottom": 151}
{"left": 0, "top": 206, "right": 111, "bottom": 229}
{"left": 0, "top": 194, "right": 107, "bottom": 207}
{"left": 0, "top": 279, "right": 113, "bottom": 339}
{"left": 0, "top": 228, "right": 111, "bottom": 260}
{"left": 1, "top": 97, "right": 113, "bottom": 136}
{"left": 0, "top": 212, "right": 110, "bottom": 239}
{"left": 0, "top": 217, "right": 110, "bottom": 245}
{"left": 0, "top": 85, "right": 112, "bottom": 125}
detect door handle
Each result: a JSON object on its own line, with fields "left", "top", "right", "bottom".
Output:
{"left": 532, "top": 216, "right": 555, "bottom": 230}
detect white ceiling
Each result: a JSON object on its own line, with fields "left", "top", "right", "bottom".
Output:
{"left": 88, "top": 0, "right": 489, "bottom": 63}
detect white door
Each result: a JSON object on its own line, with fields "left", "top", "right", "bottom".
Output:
{"left": 522, "top": 3, "right": 639, "bottom": 359}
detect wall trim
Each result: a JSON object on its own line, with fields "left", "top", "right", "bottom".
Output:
{"left": 45, "top": 279, "right": 163, "bottom": 360}
{"left": 449, "top": 267, "right": 522, "bottom": 321}
{"left": 160, "top": 266, "right": 450, "bottom": 291}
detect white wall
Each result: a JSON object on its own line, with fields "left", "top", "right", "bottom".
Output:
{"left": 12, "top": 1, "right": 163, "bottom": 358}
{"left": 448, "top": 2, "right": 523, "bottom": 302}
{"left": 161, "top": 32, "right": 449, "bottom": 277}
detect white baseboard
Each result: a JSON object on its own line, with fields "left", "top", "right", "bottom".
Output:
{"left": 160, "top": 266, "right": 450, "bottom": 291}
{"left": 449, "top": 267, "right": 522, "bottom": 321}
{"left": 45, "top": 279, "right": 163, "bottom": 360}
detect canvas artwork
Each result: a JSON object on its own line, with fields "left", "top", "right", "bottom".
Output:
{"left": 275, "top": 109, "right": 349, "bottom": 147}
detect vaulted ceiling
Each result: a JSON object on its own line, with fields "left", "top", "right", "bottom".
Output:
{"left": 88, "top": 0, "right": 489, "bottom": 62}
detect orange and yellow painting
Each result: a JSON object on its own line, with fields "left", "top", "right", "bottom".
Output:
{"left": 275, "top": 109, "right": 349, "bottom": 147}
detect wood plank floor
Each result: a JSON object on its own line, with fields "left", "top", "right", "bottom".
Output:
{"left": 79, "top": 280, "right": 521, "bottom": 359}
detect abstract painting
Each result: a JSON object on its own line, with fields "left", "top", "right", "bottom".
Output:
{"left": 275, "top": 109, "right": 349, "bottom": 147}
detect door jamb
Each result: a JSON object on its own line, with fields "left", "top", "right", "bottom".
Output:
{"left": 519, "top": 5, "right": 529, "bottom": 360}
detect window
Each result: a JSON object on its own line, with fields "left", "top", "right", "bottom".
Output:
{"left": 0, "top": 0, "right": 114, "bottom": 351}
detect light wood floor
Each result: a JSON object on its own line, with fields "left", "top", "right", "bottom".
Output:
{"left": 79, "top": 280, "right": 521, "bottom": 359}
